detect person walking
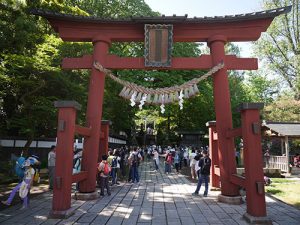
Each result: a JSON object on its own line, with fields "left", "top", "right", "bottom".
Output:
{"left": 97, "top": 155, "right": 111, "bottom": 196}
{"left": 129, "top": 147, "right": 142, "bottom": 183}
{"left": 153, "top": 149, "right": 159, "bottom": 171}
{"left": 165, "top": 151, "right": 173, "bottom": 174}
{"left": 192, "top": 150, "right": 211, "bottom": 197}
{"left": 48, "top": 145, "right": 56, "bottom": 190}
{"left": 174, "top": 151, "right": 180, "bottom": 173}
{"left": 189, "top": 149, "right": 197, "bottom": 179}
{"left": 1, "top": 160, "right": 35, "bottom": 209}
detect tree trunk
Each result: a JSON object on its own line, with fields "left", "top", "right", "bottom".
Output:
{"left": 22, "top": 136, "right": 33, "bottom": 157}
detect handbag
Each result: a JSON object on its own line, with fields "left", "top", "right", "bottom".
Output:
{"left": 19, "top": 181, "right": 29, "bottom": 199}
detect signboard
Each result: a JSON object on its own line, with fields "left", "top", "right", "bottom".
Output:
{"left": 144, "top": 24, "right": 173, "bottom": 67}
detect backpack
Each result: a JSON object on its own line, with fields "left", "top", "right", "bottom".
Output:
{"left": 166, "top": 154, "right": 172, "bottom": 164}
{"left": 15, "top": 157, "right": 26, "bottom": 179}
{"left": 132, "top": 153, "right": 139, "bottom": 166}
{"left": 103, "top": 162, "right": 110, "bottom": 175}
{"left": 111, "top": 157, "right": 117, "bottom": 168}
{"left": 200, "top": 157, "right": 211, "bottom": 174}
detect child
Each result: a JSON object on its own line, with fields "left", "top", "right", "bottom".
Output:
{"left": 97, "top": 155, "right": 111, "bottom": 196}
{"left": 1, "top": 160, "right": 35, "bottom": 209}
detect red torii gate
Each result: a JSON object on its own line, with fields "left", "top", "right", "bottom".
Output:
{"left": 32, "top": 5, "right": 290, "bottom": 223}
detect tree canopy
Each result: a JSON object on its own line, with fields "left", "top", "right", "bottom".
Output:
{"left": 255, "top": 0, "right": 300, "bottom": 100}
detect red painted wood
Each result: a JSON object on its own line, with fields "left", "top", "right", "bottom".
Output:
{"left": 72, "top": 171, "right": 88, "bottom": 183}
{"left": 208, "top": 122, "right": 220, "bottom": 189}
{"left": 49, "top": 19, "right": 273, "bottom": 42}
{"left": 214, "top": 166, "right": 220, "bottom": 176}
{"left": 62, "top": 54, "right": 258, "bottom": 70}
{"left": 46, "top": 11, "right": 275, "bottom": 218}
{"left": 75, "top": 125, "right": 91, "bottom": 136}
{"left": 241, "top": 108, "right": 267, "bottom": 217}
{"left": 230, "top": 174, "right": 246, "bottom": 188}
{"left": 209, "top": 35, "right": 239, "bottom": 197}
{"left": 99, "top": 132, "right": 104, "bottom": 139}
{"left": 52, "top": 107, "right": 76, "bottom": 211}
{"left": 99, "top": 122, "right": 109, "bottom": 161}
{"left": 213, "top": 132, "right": 218, "bottom": 140}
{"left": 62, "top": 55, "right": 92, "bottom": 69}
{"left": 226, "top": 127, "right": 242, "bottom": 138}
{"left": 79, "top": 37, "right": 109, "bottom": 193}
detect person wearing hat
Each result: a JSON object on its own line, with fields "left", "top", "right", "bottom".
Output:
{"left": 192, "top": 150, "right": 211, "bottom": 197}
{"left": 1, "top": 159, "right": 35, "bottom": 209}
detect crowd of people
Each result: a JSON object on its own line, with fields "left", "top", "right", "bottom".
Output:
{"left": 162, "top": 146, "right": 211, "bottom": 196}
{"left": 91, "top": 144, "right": 213, "bottom": 196}
{"left": 7, "top": 142, "right": 299, "bottom": 210}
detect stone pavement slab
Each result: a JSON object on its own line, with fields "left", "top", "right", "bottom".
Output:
{"left": 0, "top": 160, "right": 300, "bottom": 225}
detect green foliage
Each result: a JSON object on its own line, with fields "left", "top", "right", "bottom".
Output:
{"left": 70, "top": 0, "right": 157, "bottom": 17}
{"left": 264, "top": 94, "right": 300, "bottom": 121}
{"left": 255, "top": 0, "right": 300, "bottom": 100}
{"left": 243, "top": 71, "right": 280, "bottom": 105}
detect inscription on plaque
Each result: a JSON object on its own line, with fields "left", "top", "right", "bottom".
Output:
{"left": 144, "top": 24, "right": 173, "bottom": 67}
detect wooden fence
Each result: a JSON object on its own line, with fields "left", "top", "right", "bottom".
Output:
{"left": 267, "top": 155, "right": 294, "bottom": 173}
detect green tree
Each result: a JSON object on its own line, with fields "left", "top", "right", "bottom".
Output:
{"left": 264, "top": 93, "right": 300, "bottom": 121}
{"left": 255, "top": 0, "right": 300, "bottom": 99}
{"left": 243, "top": 71, "right": 280, "bottom": 105}
{"left": 0, "top": 0, "right": 90, "bottom": 154}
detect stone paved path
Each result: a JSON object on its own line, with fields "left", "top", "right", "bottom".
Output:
{"left": 0, "top": 160, "right": 300, "bottom": 225}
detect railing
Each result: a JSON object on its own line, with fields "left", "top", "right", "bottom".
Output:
{"left": 268, "top": 155, "right": 289, "bottom": 172}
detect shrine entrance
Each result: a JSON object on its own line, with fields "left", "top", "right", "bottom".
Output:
{"left": 33, "top": 5, "right": 291, "bottom": 223}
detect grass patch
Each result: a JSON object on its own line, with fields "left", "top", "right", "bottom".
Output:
{"left": 270, "top": 178, "right": 296, "bottom": 183}
{"left": 266, "top": 178, "right": 300, "bottom": 209}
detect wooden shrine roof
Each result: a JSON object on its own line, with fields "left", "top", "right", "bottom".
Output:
{"left": 31, "top": 6, "right": 291, "bottom": 24}
{"left": 262, "top": 121, "right": 300, "bottom": 138}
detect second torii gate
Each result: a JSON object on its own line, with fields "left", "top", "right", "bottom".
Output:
{"left": 32, "top": 5, "right": 291, "bottom": 224}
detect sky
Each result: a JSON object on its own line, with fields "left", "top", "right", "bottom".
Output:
{"left": 144, "top": 0, "right": 264, "bottom": 56}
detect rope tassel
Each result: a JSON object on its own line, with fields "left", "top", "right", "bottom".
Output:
{"left": 136, "top": 92, "right": 143, "bottom": 102}
{"left": 193, "top": 84, "right": 199, "bottom": 95}
{"left": 119, "top": 86, "right": 127, "bottom": 97}
{"left": 146, "top": 94, "right": 152, "bottom": 104}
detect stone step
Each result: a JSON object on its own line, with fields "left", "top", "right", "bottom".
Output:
{"left": 291, "top": 167, "right": 300, "bottom": 175}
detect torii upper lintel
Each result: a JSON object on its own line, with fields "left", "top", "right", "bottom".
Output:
{"left": 31, "top": 6, "right": 291, "bottom": 42}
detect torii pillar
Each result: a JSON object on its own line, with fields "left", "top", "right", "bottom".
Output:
{"left": 77, "top": 35, "right": 110, "bottom": 198}
{"left": 208, "top": 36, "right": 240, "bottom": 202}
{"left": 206, "top": 121, "right": 220, "bottom": 190}
{"left": 99, "top": 120, "right": 111, "bottom": 161}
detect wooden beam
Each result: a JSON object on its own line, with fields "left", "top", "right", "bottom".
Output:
{"left": 230, "top": 174, "right": 245, "bottom": 188}
{"left": 72, "top": 171, "right": 88, "bottom": 183}
{"left": 62, "top": 54, "right": 258, "bottom": 70}
{"left": 75, "top": 125, "right": 91, "bottom": 137}
{"left": 214, "top": 166, "right": 220, "bottom": 176}
{"left": 226, "top": 127, "right": 242, "bottom": 138}
{"left": 100, "top": 131, "right": 104, "bottom": 139}
{"left": 62, "top": 55, "right": 92, "bottom": 69}
{"left": 50, "top": 19, "right": 273, "bottom": 42}
{"left": 285, "top": 136, "right": 289, "bottom": 171}
{"left": 213, "top": 132, "right": 218, "bottom": 141}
